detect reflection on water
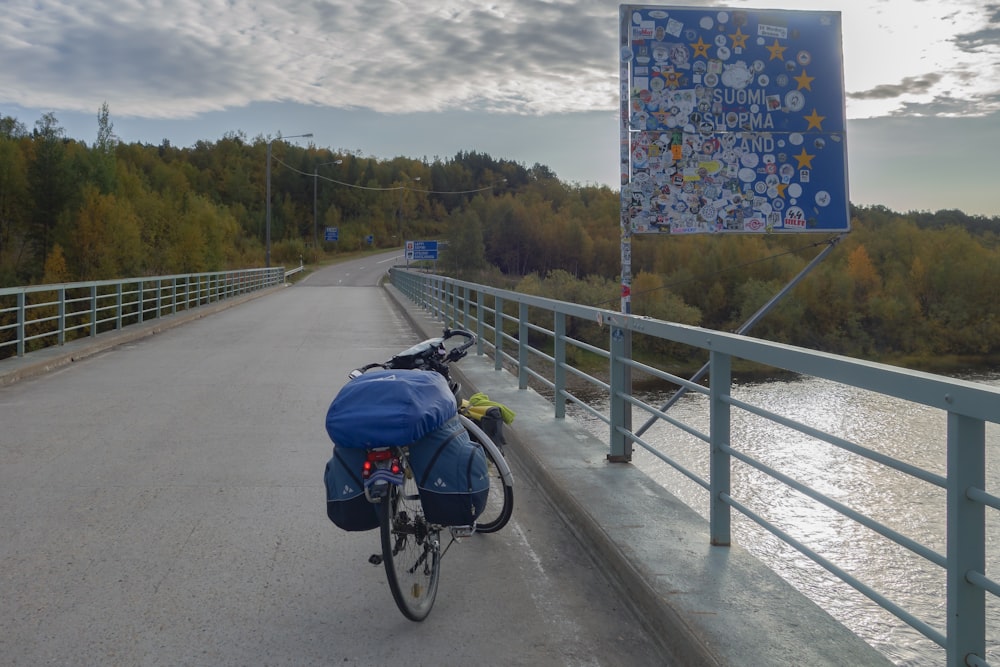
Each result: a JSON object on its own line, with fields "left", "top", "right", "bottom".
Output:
{"left": 569, "top": 373, "right": 999, "bottom": 666}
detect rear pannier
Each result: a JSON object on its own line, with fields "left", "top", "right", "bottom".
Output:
{"left": 407, "top": 416, "right": 489, "bottom": 526}
{"left": 324, "top": 446, "right": 379, "bottom": 531}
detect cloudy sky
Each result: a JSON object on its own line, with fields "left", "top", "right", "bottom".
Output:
{"left": 2, "top": 0, "right": 999, "bottom": 216}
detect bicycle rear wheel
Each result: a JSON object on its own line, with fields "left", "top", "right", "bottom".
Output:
{"left": 465, "top": 427, "right": 514, "bottom": 534}
{"left": 379, "top": 468, "right": 440, "bottom": 621}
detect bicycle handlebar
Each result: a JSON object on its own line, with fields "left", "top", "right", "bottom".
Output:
{"left": 348, "top": 328, "right": 476, "bottom": 379}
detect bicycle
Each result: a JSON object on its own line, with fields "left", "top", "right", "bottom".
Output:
{"left": 325, "top": 328, "right": 515, "bottom": 621}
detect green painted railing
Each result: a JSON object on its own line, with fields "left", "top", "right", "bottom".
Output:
{"left": 0, "top": 267, "right": 287, "bottom": 361}
{"left": 391, "top": 267, "right": 999, "bottom": 667}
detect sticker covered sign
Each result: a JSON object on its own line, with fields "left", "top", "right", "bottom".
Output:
{"left": 619, "top": 6, "right": 849, "bottom": 234}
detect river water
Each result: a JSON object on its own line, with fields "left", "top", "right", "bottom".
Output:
{"left": 567, "top": 372, "right": 999, "bottom": 666}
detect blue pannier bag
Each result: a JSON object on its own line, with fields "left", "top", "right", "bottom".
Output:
{"left": 324, "top": 446, "right": 379, "bottom": 531}
{"left": 325, "top": 369, "right": 457, "bottom": 448}
{"left": 407, "top": 416, "right": 489, "bottom": 526}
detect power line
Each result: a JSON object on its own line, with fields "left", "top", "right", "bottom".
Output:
{"left": 272, "top": 157, "right": 503, "bottom": 194}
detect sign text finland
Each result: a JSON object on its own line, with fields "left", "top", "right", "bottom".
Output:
{"left": 619, "top": 6, "right": 849, "bottom": 234}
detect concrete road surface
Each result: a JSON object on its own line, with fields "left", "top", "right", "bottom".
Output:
{"left": 0, "top": 252, "right": 669, "bottom": 666}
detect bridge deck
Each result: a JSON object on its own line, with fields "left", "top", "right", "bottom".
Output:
{"left": 0, "top": 258, "right": 890, "bottom": 665}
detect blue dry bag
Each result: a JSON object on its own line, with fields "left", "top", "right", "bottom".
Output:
{"left": 325, "top": 369, "right": 457, "bottom": 448}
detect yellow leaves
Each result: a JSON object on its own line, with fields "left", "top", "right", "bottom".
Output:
{"left": 72, "top": 186, "right": 142, "bottom": 280}
{"left": 42, "top": 244, "right": 70, "bottom": 283}
{"left": 846, "top": 244, "right": 881, "bottom": 297}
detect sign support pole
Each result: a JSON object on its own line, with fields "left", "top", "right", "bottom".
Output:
{"left": 633, "top": 233, "right": 844, "bottom": 438}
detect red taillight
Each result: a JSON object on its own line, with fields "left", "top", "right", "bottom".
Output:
{"left": 363, "top": 450, "right": 394, "bottom": 480}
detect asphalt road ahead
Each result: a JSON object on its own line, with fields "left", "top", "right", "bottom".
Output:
{"left": 0, "top": 251, "right": 667, "bottom": 666}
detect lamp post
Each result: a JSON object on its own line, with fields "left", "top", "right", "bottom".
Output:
{"left": 397, "top": 175, "right": 420, "bottom": 247}
{"left": 265, "top": 132, "right": 312, "bottom": 267}
{"left": 313, "top": 159, "right": 343, "bottom": 249}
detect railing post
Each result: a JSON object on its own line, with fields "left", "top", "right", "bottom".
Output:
{"left": 461, "top": 285, "right": 470, "bottom": 330}
{"left": 434, "top": 276, "right": 444, "bottom": 320}
{"left": 16, "top": 291, "right": 25, "bottom": 357}
{"left": 450, "top": 278, "right": 458, "bottom": 326}
{"left": 90, "top": 285, "right": 98, "bottom": 337}
{"left": 494, "top": 295, "right": 504, "bottom": 371}
{"left": 58, "top": 288, "right": 66, "bottom": 345}
{"left": 137, "top": 280, "right": 144, "bottom": 324}
{"left": 709, "top": 349, "right": 732, "bottom": 547}
{"left": 946, "top": 412, "right": 985, "bottom": 666}
{"left": 554, "top": 312, "right": 567, "bottom": 419}
{"left": 116, "top": 283, "right": 124, "bottom": 330}
{"left": 475, "top": 290, "right": 485, "bottom": 356}
{"left": 518, "top": 302, "right": 529, "bottom": 389}
{"left": 608, "top": 321, "right": 631, "bottom": 462}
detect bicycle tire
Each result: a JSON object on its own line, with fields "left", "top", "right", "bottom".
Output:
{"left": 459, "top": 416, "right": 514, "bottom": 534}
{"left": 379, "top": 464, "right": 440, "bottom": 621}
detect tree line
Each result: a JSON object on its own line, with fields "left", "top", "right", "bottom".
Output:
{"left": 2, "top": 109, "right": 998, "bottom": 369}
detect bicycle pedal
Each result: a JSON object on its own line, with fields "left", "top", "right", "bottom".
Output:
{"left": 449, "top": 526, "right": 475, "bottom": 539}
{"left": 368, "top": 554, "right": 383, "bottom": 565}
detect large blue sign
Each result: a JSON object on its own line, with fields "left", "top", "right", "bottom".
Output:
{"left": 619, "top": 6, "right": 849, "bottom": 234}
{"left": 324, "top": 227, "right": 339, "bottom": 242}
{"left": 405, "top": 240, "right": 438, "bottom": 261}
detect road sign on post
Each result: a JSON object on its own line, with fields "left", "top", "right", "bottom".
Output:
{"left": 405, "top": 240, "right": 439, "bottom": 262}
{"left": 324, "top": 227, "right": 339, "bottom": 242}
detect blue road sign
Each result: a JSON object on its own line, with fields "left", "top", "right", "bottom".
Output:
{"left": 405, "top": 240, "right": 439, "bottom": 261}
{"left": 324, "top": 227, "right": 339, "bottom": 242}
{"left": 619, "top": 6, "right": 849, "bottom": 234}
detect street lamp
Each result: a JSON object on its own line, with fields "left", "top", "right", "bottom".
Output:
{"left": 314, "top": 159, "right": 343, "bottom": 249}
{"left": 397, "top": 175, "right": 420, "bottom": 247}
{"left": 265, "top": 132, "right": 312, "bottom": 268}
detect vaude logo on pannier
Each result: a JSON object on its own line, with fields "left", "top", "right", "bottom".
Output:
{"left": 432, "top": 477, "right": 449, "bottom": 489}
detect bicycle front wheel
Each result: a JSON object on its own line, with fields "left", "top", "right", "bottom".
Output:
{"left": 379, "top": 471, "right": 440, "bottom": 621}
{"left": 461, "top": 424, "right": 514, "bottom": 534}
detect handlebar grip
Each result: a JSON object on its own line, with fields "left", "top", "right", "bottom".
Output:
{"left": 348, "top": 362, "right": 386, "bottom": 379}
{"left": 443, "top": 328, "right": 476, "bottom": 351}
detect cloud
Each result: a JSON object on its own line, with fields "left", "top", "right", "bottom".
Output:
{"left": 2, "top": 0, "right": 999, "bottom": 123}
{"left": 0, "top": 0, "right": 622, "bottom": 118}
{"left": 849, "top": 74, "right": 943, "bottom": 101}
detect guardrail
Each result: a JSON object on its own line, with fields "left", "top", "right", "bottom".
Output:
{"left": 0, "top": 267, "right": 287, "bottom": 361}
{"left": 390, "top": 267, "right": 999, "bottom": 667}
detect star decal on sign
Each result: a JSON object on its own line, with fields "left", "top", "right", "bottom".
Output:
{"left": 804, "top": 108, "right": 826, "bottom": 130}
{"left": 663, "top": 70, "right": 683, "bottom": 88}
{"left": 794, "top": 148, "right": 815, "bottom": 169}
{"left": 794, "top": 69, "right": 815, "bottom": 91}
{"left": 690, "top": 37, "right": 710, "bottom": 58}
{"left": 766, "top": 39, "right": 786, "bottom": 60}
{"left": 729, "top": 28, "right": 748, "bottom": 49}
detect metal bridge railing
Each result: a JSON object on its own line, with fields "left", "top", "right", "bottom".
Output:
{"left": 390, "top": 267, "right": 999, "bottom": 667}
{"left": 0, "top": 267, "right": 287, "bottom": 361}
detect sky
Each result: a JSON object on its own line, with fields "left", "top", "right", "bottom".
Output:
{"left": 2, "top": 0, "right": 999, "bottom": 216}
